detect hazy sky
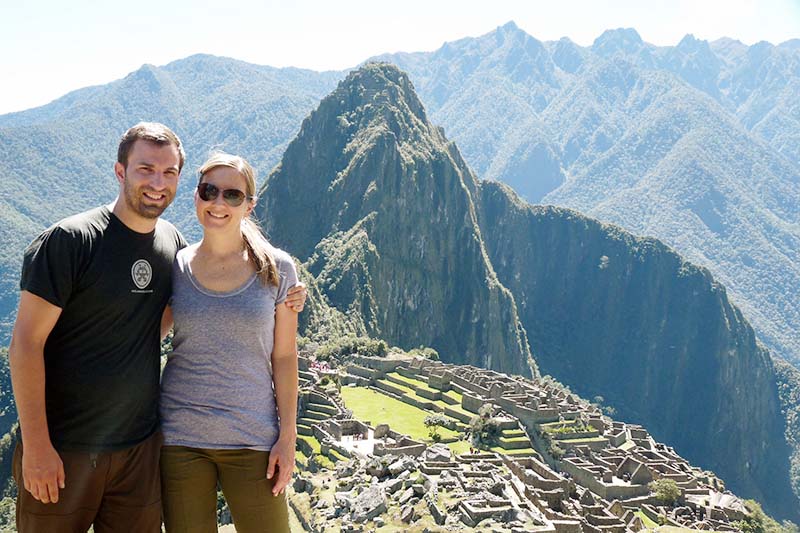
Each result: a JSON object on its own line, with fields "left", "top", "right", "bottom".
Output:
{"left": 1, "top": 0, "right": 798, "bottom": 114}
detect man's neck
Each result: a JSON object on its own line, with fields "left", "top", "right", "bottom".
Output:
{"left": 109, "top": 198, "right": 158, "bottom": 234}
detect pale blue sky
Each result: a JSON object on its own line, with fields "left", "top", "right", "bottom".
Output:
{"left": 1, "top": 0, "right": 798, "bottom": 114}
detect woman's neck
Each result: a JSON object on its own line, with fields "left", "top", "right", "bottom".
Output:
{"left": 197, "top": 229, "right": 246, "bottom": 259}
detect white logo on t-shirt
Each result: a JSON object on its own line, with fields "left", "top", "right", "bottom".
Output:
{"left": 131, "top": 259, "right": 153, "bottom": 289}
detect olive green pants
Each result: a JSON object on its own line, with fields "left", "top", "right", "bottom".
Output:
{"left": 160, "top": 446, "right": 290, "bottom": 533}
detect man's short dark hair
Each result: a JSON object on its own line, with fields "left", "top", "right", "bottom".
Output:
{"left": 117, "top": 122, "right": 186, "bottom": 171}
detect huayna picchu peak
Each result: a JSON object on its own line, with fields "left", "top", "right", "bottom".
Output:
{"left": 261, "top": 62, "right": 799, "bottom": 520}
{"left": 261, "top": 63, "right": 535, "bottom": 379}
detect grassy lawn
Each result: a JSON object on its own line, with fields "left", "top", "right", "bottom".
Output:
{"left": 386, "top": 372, "right": 442, "bottom": 396}
{"left": 386, "top": 371, "right": 429, "bottom": 388}
{"left": 488, "top": 445, "right": 536, "bottom": 456}
{"left": 636, "top": 510, "right": 659, "bottom": 529}
{"left": 539, "top": 420, "right": 587, "bottom": 434}
{"left": 340, "top": 386, "right": 462, "bottom": 445}
{"left": 442, "top": 401, "right": 475, "bottom": 417}
{"left": 328, "top": 448, "right": 347, "bottom": 462}
{"left": 442, "top": 389, "right": 463, "bottom": 403}
{"left": 499, "top": 435, "right": 532, "bottom": 444}
{"left": 378, "top": 377, "right": 415, "bottom": 393}
{"left": 448, "top": 439, "right": 472, "bottom": 455}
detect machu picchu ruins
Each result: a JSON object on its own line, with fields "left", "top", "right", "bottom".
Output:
{"left": 282, "top": 352, "right": 755, "bottom": 532}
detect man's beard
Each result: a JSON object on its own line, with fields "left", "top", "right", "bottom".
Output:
{"left": 123, "top": 179, "right": 172, "bottom": 219}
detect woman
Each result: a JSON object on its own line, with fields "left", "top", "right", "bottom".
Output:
{"left": 159, "top": 152, "right": 299, "bottom": 533}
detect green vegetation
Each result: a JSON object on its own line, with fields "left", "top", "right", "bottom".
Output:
{"left": 385, "top": 372, "right": 440, "bottom": 396}
{"left": 649, "top": 478, "right": 681, "bottom": 506}
{"left": 733, "top": 500, "right": 799, "bottom": 533}
{"left": 0, "top": 496, "right": 14, "bottom": 530}
{"left": 540, "top": 420, "right": 592, "bottom": 435}
{"left": 316, "top": 335, "right": 387, "bottom": 361}
{"left": 774, "top": 358, "right": 800, "bottom": 507}
{"left": 468, "top": 405, "right": 502, "bottom": 449}
{"left": 442, "top": 390, "right": 463, "bottom": 403}
{"left": 423, "top": 413, "right": 449, "bottom": 442}
{"left": 448, "top": 439, "right": 472, "bottom": 456}
{"left": 296, "top": 436, "right": 334, "bottom": 470}
{"left": 539, "top": 430, "right": 565, "bottom": 460}
{"left": 340, "top": 386, "right": 460, "bottom": 446}
{"left": 405, "top": 346, "right": 439, "bottom": 361}
{"left": 636, "top": 510, "right": 659, "bottom": 529}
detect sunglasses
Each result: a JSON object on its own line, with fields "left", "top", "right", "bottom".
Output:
{"left": 196, "top": 182, "right": 253, "bottom": 207}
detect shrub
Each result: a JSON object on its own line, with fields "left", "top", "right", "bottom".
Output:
{"left": 648, "top": 478, "right": 681, "bottom": 506}
{"left": 424, "top": 413, "right": 449, "bottom": 441}
{"left": 316, "top": 335, "right": 387, "bottom": 360}
{"left": 733, "top": 500, "right": 799, "bottom": 533}
{"left": 469, "top": 405, "right": 501, "bottom": 449}
{"left": 407, "top": 346, "right": 439, "bottom": 360}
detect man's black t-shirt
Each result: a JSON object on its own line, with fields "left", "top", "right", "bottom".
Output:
{"left": 20, "top": 206, "right": 186, "bottom": 452}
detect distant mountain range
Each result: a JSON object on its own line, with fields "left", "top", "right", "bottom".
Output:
{"left": 371, "top": 22, "right": 800, "bottom": 370}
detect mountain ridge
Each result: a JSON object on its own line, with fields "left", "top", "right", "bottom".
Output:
{"left": 370, "top": 22, "right": 800, "bottom": 369}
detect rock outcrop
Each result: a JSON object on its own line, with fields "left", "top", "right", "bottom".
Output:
{"left": 261, "top": 64, "right": 534, "bottom": 377}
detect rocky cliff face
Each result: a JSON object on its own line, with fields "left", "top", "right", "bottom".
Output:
{"left": 260, "top": 64, "right": 534, "bottom": 377}
{"left": 259, "top": 63, "right": 798, "bottom": 519}
{"left": 477, "top": 181, "right": 797, "bottom": 518}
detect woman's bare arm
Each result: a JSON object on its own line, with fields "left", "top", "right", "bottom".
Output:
{"left": 266, "top": 303, "right": 299, "bottom": 495}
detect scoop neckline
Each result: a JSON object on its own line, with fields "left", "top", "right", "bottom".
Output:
{"left": 183, "top": 250, "right": 258, "bottom": 297}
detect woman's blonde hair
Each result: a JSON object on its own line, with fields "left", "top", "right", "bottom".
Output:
{"left": 197, "top": 152, "right": 279, "bottom": 287}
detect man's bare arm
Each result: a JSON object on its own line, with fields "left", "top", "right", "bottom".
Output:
{"left": 9, "top": 291, "right": 65, "bottom": 504}
{"left": 284, "top": 282, "right": 307, "bottom": 312}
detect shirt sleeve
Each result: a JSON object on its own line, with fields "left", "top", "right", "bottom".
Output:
{"left": 274, "top": 251, "right": 299, "bottom": 305}
{"left": 20, "top": 226, "right": 84, "bottom": 309}
{"left": 175, "top": 228, "right": 189, "bottom": 250}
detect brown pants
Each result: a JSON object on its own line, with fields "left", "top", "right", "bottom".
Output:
{"left": 13, "top": 432, "right": 162, "bottom": 533}
{"left": 160, "top": 446, "right": 290, "bottom": 533}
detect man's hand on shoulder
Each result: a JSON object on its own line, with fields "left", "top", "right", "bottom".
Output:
{"left": 22, "top": 440, "right": 65, "bottom": 504}
{"left": 284, "top": 282, "right": 307, "bottom": 313}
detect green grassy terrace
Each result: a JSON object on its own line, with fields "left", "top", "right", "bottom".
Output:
{"left": 340, "top": 385, "right": 538, "bottom": 457}
{"left": 296, "top": 435, "right": 335, "bottom": 469}
{"left": 340, "top": 386, "right": 462, "bottom": 444}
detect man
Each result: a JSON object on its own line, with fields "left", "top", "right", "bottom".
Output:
{"left": 8, "top": 122, "right": 306, "bottom": 532}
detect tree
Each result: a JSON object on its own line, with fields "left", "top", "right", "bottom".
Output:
{"left": 424, "top": 413, "right": 449, "bottom": 442}
{"left": 648, "top": 478, "right": 681, "bottom": 506}
{"left": 733, "top": 500, "right": 799, "bottom": 533}
{"left": 316, "top": 335, "right": 387, "bottom": 361}
{"left": 469, "top": 404, "right": 501, "bottom": 449}
{"left": 408, "top": 346, "right": 439, "bottom": 360}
